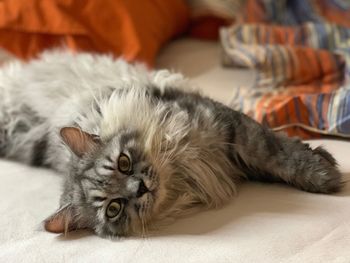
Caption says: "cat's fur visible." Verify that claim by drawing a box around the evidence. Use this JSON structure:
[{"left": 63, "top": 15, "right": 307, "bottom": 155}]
[{"left": 0, "top": 51, "right": 343, "bottom": 237}]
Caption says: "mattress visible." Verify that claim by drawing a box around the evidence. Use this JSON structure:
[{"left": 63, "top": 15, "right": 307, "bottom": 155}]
[{"left": 1, "top": 40, "right": 350, "bottom": 263}]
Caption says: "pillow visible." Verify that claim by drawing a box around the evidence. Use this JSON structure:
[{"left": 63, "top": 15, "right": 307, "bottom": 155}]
[{"left": 0, "top": 0, "right": 190, "bottom": 66}]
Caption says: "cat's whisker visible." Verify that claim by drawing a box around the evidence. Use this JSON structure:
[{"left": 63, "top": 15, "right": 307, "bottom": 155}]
[
  {"left": 142, "top": 218, "right": 147, "bottom": 238},
  {"left": 139, "top": 209, "right": 146, "bottom": 238},
  {"left": 218, "top": 141, "right": 240, "bottom": 147},
  {"left": 158, "top": 140, "right": 170, "bottom": 169}
]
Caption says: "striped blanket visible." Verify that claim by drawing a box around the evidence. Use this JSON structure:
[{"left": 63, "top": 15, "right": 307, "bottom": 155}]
[{"left": 220, "top": 0, "right": 350, "bottom": 139}]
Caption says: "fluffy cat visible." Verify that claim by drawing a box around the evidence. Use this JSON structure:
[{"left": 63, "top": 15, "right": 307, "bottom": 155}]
[{"left": 0, "top": 51, "right": 343, "bottom": 237}]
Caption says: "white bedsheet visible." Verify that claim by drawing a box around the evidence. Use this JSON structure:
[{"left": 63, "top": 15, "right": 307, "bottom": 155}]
[{"left": 1, "top": 40, "right": 350, "bottom": 263}]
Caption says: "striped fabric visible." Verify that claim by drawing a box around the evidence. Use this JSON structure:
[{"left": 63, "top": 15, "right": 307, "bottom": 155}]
[{"left": 220, "top": 0, "right": 350, "bottom": 138}]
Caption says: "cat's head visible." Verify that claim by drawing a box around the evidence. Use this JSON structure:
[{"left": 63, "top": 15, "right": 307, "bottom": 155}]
[
  {"left": 43, "top": 91, "right": 236, "bottom": 237},
  {"left": 44, "top": 127, "right": 171, "bottom": 237}
]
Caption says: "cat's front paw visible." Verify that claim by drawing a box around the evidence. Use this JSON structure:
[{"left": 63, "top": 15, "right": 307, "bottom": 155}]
[{"left": 301, "top": 146, "right": 343, "bottom": 194}]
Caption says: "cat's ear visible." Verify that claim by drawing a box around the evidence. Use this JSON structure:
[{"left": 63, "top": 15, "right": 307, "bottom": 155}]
[
  {"left": 44, "top": 204, "right": 84, "bottom": 234},
  {"left": 60, "top": 127, "right": 100, "bottom": 157}
]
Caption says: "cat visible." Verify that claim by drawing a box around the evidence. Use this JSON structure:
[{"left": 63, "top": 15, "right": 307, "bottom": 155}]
[{"left": 0, "top": 50, "right": 343, "bottom": 237}]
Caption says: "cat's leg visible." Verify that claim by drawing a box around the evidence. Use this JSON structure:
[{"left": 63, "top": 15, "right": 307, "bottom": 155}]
[
  {"left": 229, "top": 112, "right": 343, "bottom": 193},
  {"left": 0, "top": 98, "right": 51, "bottom": 167},
  {"left": 0, "top": 87, "right": 10, "bottom": 157},
  {"left": 0, "top": 90, "right": 76, "bottom": 173},
  {"left": 0, "top": 121, "right": 7, "bottom": 157}
]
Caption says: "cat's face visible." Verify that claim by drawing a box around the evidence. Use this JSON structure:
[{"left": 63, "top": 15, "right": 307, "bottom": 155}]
[{"left": 44, "top": 127, "right": 166, "bottom": 237}]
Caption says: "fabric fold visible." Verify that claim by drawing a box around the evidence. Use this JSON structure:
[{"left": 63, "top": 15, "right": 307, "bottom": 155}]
[{"left": 220, "top": 1, "right": 350, "bottom": 138}]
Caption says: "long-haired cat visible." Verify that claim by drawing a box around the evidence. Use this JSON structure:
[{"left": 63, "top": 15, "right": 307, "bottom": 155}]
[{"left": 0, "top": 51, "right": 343, "bottom": 237}]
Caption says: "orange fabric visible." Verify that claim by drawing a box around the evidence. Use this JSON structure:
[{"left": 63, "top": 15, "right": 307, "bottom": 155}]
[
  {"left": 189, "top": 16, "right": 230, "bottom": 40},
  {"left": 0, "top": 0, "right": 190, "bottom": 66}
]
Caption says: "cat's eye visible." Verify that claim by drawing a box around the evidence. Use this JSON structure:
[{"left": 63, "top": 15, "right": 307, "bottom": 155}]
[
  {"left": 118, "top": 153, "right": 131, "bottom": 173},
  {"left": 106, "top": 199, "right": 124, "bottom": 219}
]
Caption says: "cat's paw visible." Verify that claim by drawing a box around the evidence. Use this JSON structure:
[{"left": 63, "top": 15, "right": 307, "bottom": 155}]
[{"left": 300, "top": 146, "right": 343, "bottom": 194}]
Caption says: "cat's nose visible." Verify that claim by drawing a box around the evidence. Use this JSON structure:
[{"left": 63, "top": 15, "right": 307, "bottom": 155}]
[{"left": 136, "top": 180, "right": 149, "bottom": 198}]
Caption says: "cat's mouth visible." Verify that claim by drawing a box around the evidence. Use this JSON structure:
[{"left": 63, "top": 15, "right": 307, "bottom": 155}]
[
  {"left": 136, "top": 191, "right": 154, "bottom": 220},
  {"left": 133, "top": 174, "right": 159, "bottom": 223}
]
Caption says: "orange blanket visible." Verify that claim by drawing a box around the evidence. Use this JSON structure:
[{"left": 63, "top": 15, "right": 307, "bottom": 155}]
[{"left": 0, "top": 0, "right": 189, "bottom": 66}]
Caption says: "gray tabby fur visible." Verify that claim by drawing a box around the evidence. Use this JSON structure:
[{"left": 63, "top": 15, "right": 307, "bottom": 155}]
[{"left": 0, "top": 51, "right": 343, "bottom": 237}]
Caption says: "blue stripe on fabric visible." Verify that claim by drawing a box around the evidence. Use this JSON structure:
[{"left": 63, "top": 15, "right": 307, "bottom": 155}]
[
  {"left": 338, "top": 90, "right": 350, "bottom": 133},
  {"left": 335, "top": 89, "right": 346, "bottom": 133},
  {"left": 327, "top": 91, "right": 336, "bottom": 132},
  {"left": 316, "top": 94, "right": 325, "bottom": 129},
  {"left": 293, "top": 97, "right": 302, "bottom": 123},
  {"left": 235, "top": 45, "right": 259, "bottom": 66},
  {"left": 315, "top": 23, "right": 328, "bottom": 49},
  {"left": 289, "top": 0, "right": 321, "bottom": 24},
  {"left": 305, "top": 95, "right": 315, "bottom": 126}
]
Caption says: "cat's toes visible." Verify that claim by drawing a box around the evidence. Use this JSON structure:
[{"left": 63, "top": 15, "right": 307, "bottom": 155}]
[
  {"left": 312, "top": 146, "right": 337, "bottom": 167},
  {"left": 303, "top": 147, "right": 343, "bottom": 194},
  {"left": 310, "top": 166, "right": 343, "bottom": 194}
]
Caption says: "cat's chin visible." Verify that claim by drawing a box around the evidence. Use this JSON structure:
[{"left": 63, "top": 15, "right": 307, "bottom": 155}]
[
  {"left": 124, "top": 192, "right": 154, "bottom": 236},
  {"left": 138, "top": 191, "right": 155, "bottom": 216}
]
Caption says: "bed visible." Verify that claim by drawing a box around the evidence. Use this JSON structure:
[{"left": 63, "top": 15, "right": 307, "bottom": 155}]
[{"left": 1, "top": 39, "right": 349, "bottom": 263}]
